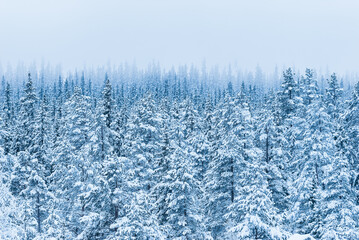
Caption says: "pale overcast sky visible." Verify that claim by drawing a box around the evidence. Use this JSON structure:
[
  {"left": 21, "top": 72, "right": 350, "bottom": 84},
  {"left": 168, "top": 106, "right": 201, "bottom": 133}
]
[{"left": 0, "top": 0, "right": 358, "bottom": 73}]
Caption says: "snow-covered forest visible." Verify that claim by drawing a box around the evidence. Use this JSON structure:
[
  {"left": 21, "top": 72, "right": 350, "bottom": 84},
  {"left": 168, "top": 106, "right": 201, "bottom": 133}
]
[{"left": 1, "top": 64, "right": 359, "bottom": 240}]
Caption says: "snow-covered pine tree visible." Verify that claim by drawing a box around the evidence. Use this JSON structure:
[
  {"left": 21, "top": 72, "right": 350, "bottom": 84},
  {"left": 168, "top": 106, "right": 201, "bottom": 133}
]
[
  {"left": 9, "top": 74, "right": 51, "bottom": 238},
  {"left": 14, "top": 73, "right": 38, "bottom": 154},
  {"left": 204, "top": 95, "right": 236, "bottom": 239},
  {"left": 280, "top": 68, "right": 297, "bottom": 117},
  {"left": 257, "top": 91, "right": 290, "bottom": 214},
  {"left": 121, "top": 93, "right": 164, "bottom": 236},
  {"left": 342, "top": 82, "right": 359, "bottom": 168},
  {"left": 1, "top": 82, "right": 13, "bottom": 156},
  {"left": 47, "top": 87, "right": 94, "bottom": 238},
  {"left": 162, "top": 99, "right": 207, "bottom": 239},
  {"left": 291, "top": 94, "right": 334, "bottom": 238},
  {"left": 225, "top": 117, "right": 286, "bottom": 239},
  {"left": 302, "top": 69, "right": 318, "bottom": 107},
  {"left": 0, "top": 166, "right": 25, "bottom": 240},
  {"left": 325, "top": 73, "right": 343, "bottom": 119},
  {"left": 151, "top": 99, "right": 172, "bottom": 231},
  {"left": 320, "top": 139, "right": 359, "bottom": 239},
  {"left": 76, "top": 98, "right": 113, "bottom": 239}
]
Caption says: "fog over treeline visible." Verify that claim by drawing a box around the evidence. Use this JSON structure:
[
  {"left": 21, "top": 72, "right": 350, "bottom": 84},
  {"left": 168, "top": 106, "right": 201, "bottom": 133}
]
[{"left": 0, "top": 62, "right": 358, "bottom": 95}]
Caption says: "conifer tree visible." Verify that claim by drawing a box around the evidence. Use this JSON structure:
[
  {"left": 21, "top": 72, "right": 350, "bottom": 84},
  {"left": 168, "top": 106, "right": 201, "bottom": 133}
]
[
  {"left": 0, "top": 168, "right": 25, "bottom": 239},
  {"left": 15, "top": 73, "right": 38, "bottom": 153},
  {"left": 280, "top": 68, "right": 297, "bottom": 117},
  {"left": 2, "top": 82, "right": 13, "bottom": 155},
  {"left": 326, "top": 73, "right": 343, "bottom": 119}
]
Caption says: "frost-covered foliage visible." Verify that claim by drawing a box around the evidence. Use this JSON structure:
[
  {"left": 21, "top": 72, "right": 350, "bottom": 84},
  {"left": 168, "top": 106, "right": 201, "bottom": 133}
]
[
  {"left": 0, "top": 64, "right": 358, "bottom": 239},
  {"left": 0, "top": 161, "right": 25, "bottom": 240}
]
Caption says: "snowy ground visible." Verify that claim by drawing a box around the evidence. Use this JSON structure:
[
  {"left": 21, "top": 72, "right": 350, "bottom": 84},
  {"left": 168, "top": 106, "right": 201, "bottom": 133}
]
[{"left": 289, "top": 234, "right": 315, "bottom": 240}]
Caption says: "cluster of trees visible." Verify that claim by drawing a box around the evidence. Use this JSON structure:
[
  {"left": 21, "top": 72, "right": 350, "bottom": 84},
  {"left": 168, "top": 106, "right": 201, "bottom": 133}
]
[{"left": 0, "top": 65, "right": 359, "bottom": 240}]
